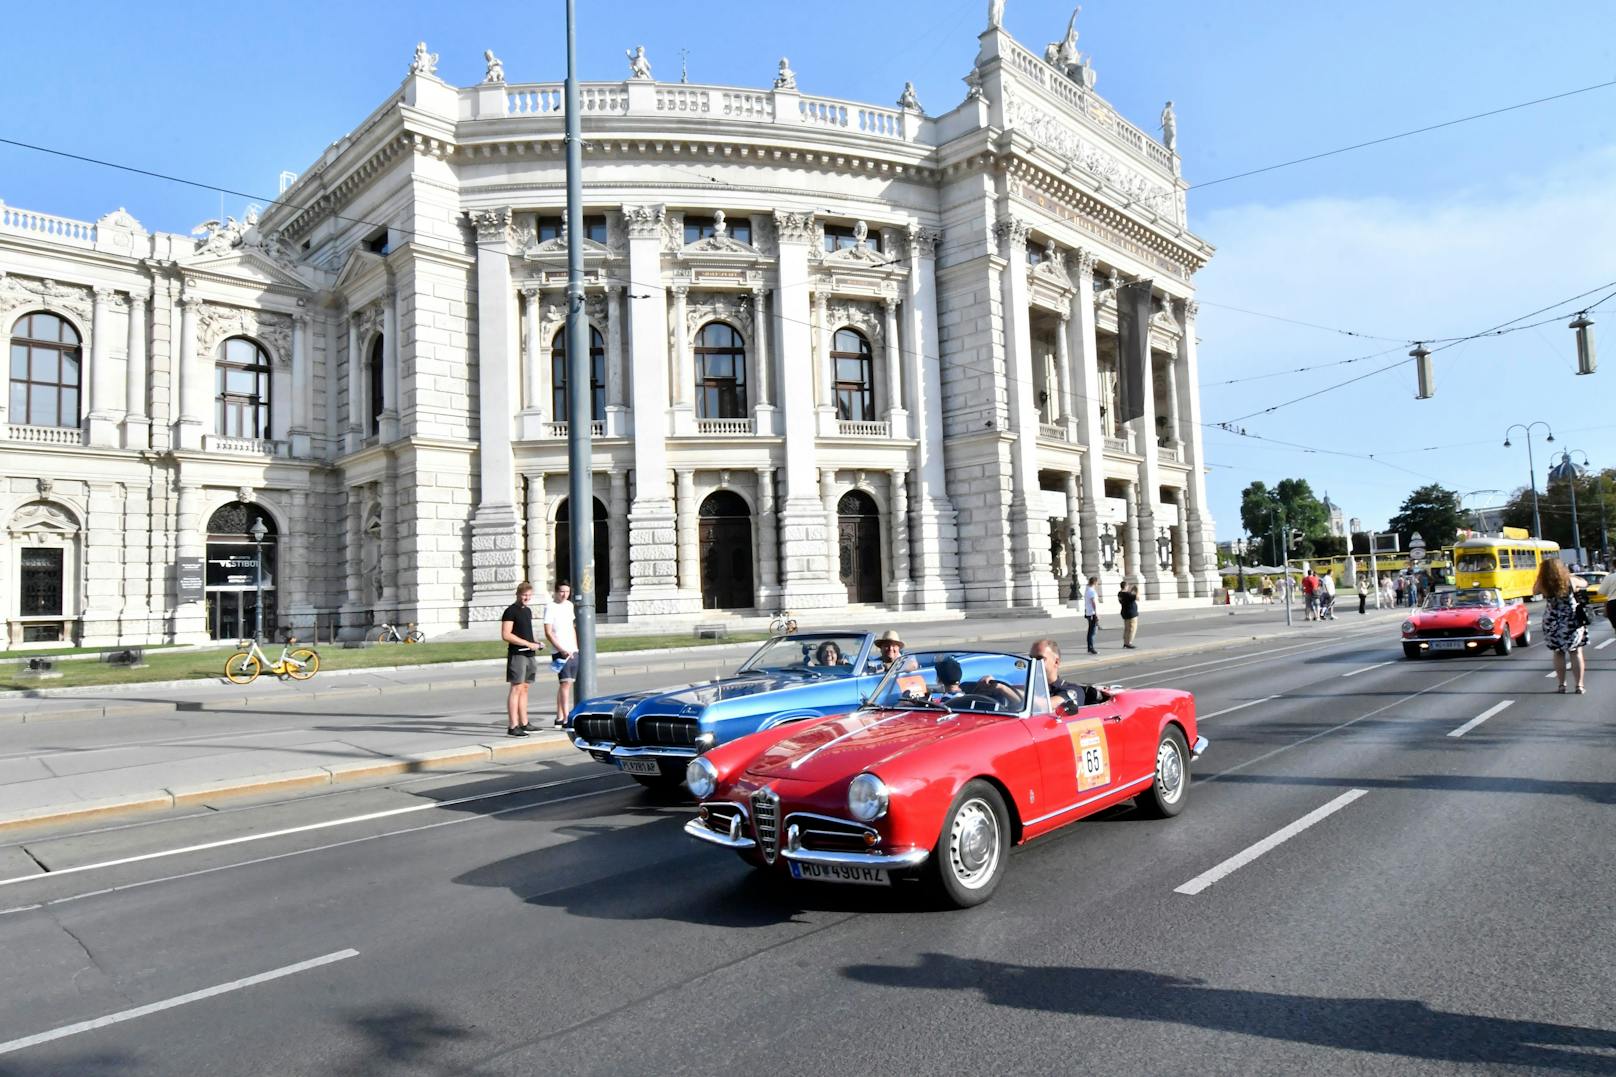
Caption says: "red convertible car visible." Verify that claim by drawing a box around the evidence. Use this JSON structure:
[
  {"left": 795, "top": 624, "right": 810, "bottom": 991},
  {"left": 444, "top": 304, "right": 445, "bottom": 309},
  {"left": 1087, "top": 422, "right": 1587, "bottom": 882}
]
[
  {"left": 1401, "top": 587, "right": 1531, "bottom": 659},
  {"left": 683, "top": 649, "right": 1205, "bottom": 907}
]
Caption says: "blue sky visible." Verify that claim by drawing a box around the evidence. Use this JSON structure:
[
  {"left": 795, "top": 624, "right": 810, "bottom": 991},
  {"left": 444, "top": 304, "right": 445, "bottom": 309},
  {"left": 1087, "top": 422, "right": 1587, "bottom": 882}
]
[{"left": 3, "top": 1, "right": 1614, "bottom": 540}]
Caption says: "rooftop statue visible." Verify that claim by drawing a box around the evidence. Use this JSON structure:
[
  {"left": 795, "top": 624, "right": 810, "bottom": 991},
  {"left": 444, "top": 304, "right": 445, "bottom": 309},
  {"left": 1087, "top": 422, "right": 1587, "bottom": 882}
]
[
  {"left": 410, "top": 41, "right": 439, "bottom": 78},
  {"left": 773, "top": 57, "right": 797, "bottom": 91},
  {"left": 1057, "top": 5, "right": 1082, "bottom": 69},
  {"left": 1160, "top": 100, "right": 1177, "bottom": 152},
  {"left": 988, "top": 0, "right": 1006, "bottom": 30},
  {"left": 483, "top": 50, "right": 506, "bottom": 85},
  {"left": 627, "top": 45, "right": 653, "bottom": 80},
  {"left": 897, "top": 81, "right": 923, "bottom": 112}
]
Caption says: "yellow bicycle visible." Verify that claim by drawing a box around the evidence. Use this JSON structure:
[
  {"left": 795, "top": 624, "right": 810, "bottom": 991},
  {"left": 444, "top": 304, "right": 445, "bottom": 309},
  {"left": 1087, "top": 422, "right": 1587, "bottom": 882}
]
[{"left": 224, "top": 637, "right": 321, "bottom": 685}]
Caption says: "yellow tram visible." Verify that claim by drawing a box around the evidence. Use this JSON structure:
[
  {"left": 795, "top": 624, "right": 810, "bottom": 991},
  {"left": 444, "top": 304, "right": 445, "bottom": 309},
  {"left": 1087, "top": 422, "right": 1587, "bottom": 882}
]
[{"left": 1452, "top": 534, "right": 1561, "bottom": 600}]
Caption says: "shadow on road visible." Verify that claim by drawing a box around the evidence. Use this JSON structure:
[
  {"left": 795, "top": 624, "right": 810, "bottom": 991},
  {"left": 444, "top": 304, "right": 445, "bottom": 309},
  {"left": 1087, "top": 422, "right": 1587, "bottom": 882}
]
[
  {"left": 1214, "top": 770, "right": 1616, "bottom": 805},
  {"left": 841, "top": 953, "right": 1616, "bottom": 1071}
]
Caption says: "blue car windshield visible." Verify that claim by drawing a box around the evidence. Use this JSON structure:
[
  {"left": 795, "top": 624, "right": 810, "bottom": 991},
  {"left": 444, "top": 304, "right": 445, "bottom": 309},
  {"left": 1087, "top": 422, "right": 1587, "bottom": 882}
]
[
  {"left": 869, "top": 650, "right": 1036, "bottom": 714},
  {"left": 739, "top": 635, "right": 867, "bottom": 678}
]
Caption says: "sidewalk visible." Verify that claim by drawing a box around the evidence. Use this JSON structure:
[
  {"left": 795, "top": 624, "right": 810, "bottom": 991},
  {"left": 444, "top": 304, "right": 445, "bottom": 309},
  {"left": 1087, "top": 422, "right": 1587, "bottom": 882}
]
[{"left": 0, "top": 604, "right": 1404, "bottom": 835}]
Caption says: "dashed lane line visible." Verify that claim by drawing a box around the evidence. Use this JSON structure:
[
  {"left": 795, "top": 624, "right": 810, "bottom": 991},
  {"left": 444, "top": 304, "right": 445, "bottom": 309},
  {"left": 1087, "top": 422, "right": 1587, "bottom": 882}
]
[
  {"left": 1199, "top": 696, "right": 1279, "bottom": 721},
  {"left": 1597, "top": 638, "right": 1614, "bottom": 651},
  {"left": 1448, "top": 700, "right": 1514, "bottom": 738},
  {"left": 1341, "top": 660, "right": 1396, "bottom": 678},
  {"left": 0, "top": 949, "right": 360, "bottom": 1056},
  {"left": 1174, "top": 790, "right": 1369, "bottom": 896}
]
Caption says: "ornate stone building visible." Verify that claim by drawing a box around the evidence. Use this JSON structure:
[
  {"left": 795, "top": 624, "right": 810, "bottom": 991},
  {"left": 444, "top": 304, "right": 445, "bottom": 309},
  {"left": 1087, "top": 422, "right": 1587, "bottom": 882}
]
[{"left": 0, "top": 16, "right": 1216, "bottom": 645}]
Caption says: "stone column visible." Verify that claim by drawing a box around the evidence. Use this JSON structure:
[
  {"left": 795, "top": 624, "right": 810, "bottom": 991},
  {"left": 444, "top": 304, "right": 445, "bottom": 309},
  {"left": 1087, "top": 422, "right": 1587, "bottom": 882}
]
[
  {"left": 902, "top": 225, "right": 961, "bottom": 608},
  {"left": 622, "top": 204, "right": 688, "bottom": 614},
  {"left": 998, "top": 218, "right": 1056, "bottom": 608},
  {"left": 755, "top": 467, "right": 780, "bottom": 602},
  {"left": 1055, "top": 309, "right": 1076, "bottom": 441},
  {"left": 888, "top": 470, "right": 911, "bottom": 608},
  {"left": 1069, "top": 250, "right": 1105, "bottom": 580},
  {"left": 270, "top": 339, "right": 294, "bottom": 444},
  {"left": 773, "top": 210, "right": 840, "bottom": 609},
  {"left": 675, "top": 468, "right": 699, "bottom": 596},
  {"left": 670, "top": 284, "right": 693, "bottom": 432},
  {"left": 883, "top": 296, "right": 908, "bottom": 438},
  {"left": 821, "top": 468, "right": 841, "bottom": 590},
  {"left": 467, "top": 209, "right": 524, "bottom": 620},
  {"left": 1177, "top": 300, "right": 1218, "bottom": 595},
  {"left": 750, "top": 285, "right": 776, "bottom": 435},
  {"left": 379, "top": 462, "right": 399, "bottom": 610},
  {"left": 379, "top": 288, "right": 401, "bottom": 442},
  {"left": 607, "top": 469, "right": 631, "bottom": 618},
  {"left": 345, "top": 311, "right": 363, "bottom": 453},
  {"left": 146, "top": 277, "right": 175, "bottom": 453},
  {"left": 86, "top": 288, "right": 120, "bottom": 445},
  {"left": 1164, "top": 343, "right": 1182, "bottom": 449},
  {"left": 285, "top": 488, "right": 315, "bottom": 633},
  {"left": 341, "top": 490, "right": 365, "bottom": 627},
  {"left": 524, "top": 473, "right": 548, "bottom": 588},
  {"left": 520, "top": 286, "right": 544, "bottom": 438},
  {"left": 1123, "top": 482, "right": 1142, "bottom": 584},
  {"left": 289, "top": 314, "right": 312, "bottom": 455},
  {"left": 605, "top": 284, "right": 628, "bottom": 438},
  {"left": 1130, "top": 291, "right": 1164, "bottom": 601},
  {"left": 813, "top": 290, "right": 835, "bottom": 434},
  {"left": 175, "top": 294, "right": 205, "bottom": 450},
  {"left": 174, "top": 481, "right": 206, "bottom": 641},
  {"left": 122, "top": 290, "right": 150, "bottom": 449}
]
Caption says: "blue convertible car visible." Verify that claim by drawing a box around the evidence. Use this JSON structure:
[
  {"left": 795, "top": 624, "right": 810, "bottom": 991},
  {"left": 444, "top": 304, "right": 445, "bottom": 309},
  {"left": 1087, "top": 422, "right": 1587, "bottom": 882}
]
[{"left": 567, "top": 632, "right": 884, "bottom": 787}]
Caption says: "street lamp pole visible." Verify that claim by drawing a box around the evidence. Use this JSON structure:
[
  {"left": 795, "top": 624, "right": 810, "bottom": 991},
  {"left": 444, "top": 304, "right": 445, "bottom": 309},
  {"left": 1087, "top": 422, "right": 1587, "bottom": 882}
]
[
  {"left": 1550, "top": 450, "right": 1591, "bottom": 565},
  {"left": 249, "top": 518, "right": 268, "bottom": 644},
  {"left": 1503, "top": 422, "right": 1555, "bottom": 539}
]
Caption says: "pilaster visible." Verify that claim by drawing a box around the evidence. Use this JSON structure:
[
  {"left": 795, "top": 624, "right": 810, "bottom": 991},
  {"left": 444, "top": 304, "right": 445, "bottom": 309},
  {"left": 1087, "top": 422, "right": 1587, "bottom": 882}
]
[
  {"left": 888, "top": 470, "right": 912, "bottom": 608},
  {"left": 1070, "top": 249, "right": 1106, "bottom": 580},
  {"left": 1177, "top": 300, "right": 1219, "bottom": 595},
  {"left": 901, "top": 224, "right": 961, "bottom": 608},
  {"left": 467, "top": 209, "right": 523, "bottom": 619},
  {"left": 997, "top": 217, "right": 1058, "bottom": 609},
  {"left": 122, "top": 290, "right": 151, "bottom": 450},
  {"left": 755, "top": 467, "right": 781, "bottom": 606}
]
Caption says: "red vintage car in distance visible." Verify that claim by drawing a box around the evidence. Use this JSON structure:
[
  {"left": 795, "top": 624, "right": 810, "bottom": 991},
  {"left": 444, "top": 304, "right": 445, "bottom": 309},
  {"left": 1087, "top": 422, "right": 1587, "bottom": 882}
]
[
  {"left": 1401, "top": 587, "right": 1531, "bottom": 659},
  {"left": 683, "top": 649, "right": 1205, "bottom": 908}
]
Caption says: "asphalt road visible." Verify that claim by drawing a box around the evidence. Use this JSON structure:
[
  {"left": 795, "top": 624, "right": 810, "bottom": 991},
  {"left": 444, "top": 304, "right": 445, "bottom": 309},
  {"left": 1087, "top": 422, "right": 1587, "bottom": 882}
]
[{"left": 1, "top": 620, "right": 1613, "bottom": 1076}]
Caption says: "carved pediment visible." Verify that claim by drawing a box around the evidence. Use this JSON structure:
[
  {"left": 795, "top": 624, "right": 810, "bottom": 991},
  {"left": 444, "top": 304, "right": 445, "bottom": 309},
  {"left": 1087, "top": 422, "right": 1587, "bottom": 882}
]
[
  {"left": 0, "top": 273, "right": 92, "bottom": 324},
  {"left": 195, "top": 303, "right": 294, "bottom": 364},
  {"left": 182, "top": 245, "right": 313, "bottom": 291},
  {"left": 518, "top": 233, "right": 610, "bottom": 261},
  {"left": 9, "top": 500, "right": 80, "bottom": 535},
  {"left": 334, "top": 248, "right": 387, "bottom": 294}
]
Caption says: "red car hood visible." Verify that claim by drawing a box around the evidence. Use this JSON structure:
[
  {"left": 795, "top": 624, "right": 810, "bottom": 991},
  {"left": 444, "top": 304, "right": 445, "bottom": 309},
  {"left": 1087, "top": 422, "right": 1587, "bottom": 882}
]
[
  {"left": 744, "top": 707, "right": 1002, "bottom": 783},
  {"left": 1409, "top": 607, "right": 1501, "bottom": 630}
]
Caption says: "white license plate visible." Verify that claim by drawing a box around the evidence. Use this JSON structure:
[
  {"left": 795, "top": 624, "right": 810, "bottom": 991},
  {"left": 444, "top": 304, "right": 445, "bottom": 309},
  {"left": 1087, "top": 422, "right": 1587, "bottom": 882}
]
[
  {"left": 1430, "top": 640, "right": 1466, "bottom": 651},
  {"left": 788, "top": 861, "right": 890, "bottom": 886},
  {"left": 617, "top": 758, "right": 663, "bottom": 776}
]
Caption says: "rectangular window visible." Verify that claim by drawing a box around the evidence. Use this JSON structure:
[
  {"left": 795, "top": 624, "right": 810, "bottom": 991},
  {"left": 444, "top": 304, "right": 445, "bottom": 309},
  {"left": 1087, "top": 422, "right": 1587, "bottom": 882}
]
[
  {"left": 536, "top": 215, "right": 607, "bottom": 243},
  {"left": 1456, "top": 553, "right": 1495, "bottom": 573},
  {"left": 20, "top": 547, "right": 64, "bottom": 617}
]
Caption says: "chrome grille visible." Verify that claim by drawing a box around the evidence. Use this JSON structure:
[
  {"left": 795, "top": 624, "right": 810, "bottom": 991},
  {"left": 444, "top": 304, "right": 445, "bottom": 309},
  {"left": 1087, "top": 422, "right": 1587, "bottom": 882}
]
[
  {"left": 613, "top": 707, "right": 635, "bottom": 745},
  {"left": 638, "top": 716, "right": 699, "bottom": 748},
  {"left": 574, "top": 714, "right": 615, "bottom": 742},
  {"left": 785, "top": 812, "right": 877, "bottom": 852},
  {"left": 751, "top": 788, "right": 780, "bottom": 863},
  {"left": 704, "top": 802, "right": 745, "bottom": 836}
]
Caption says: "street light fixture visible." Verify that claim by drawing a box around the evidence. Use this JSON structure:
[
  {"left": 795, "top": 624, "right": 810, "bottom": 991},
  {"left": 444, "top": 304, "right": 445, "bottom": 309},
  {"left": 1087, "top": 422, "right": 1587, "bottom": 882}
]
[
  {"left": 248, "top": 517, "right": 268, "bottom": 644},
  {"left": 1569, "top": 312, "right": 1597, "bottom": 376},
  {"left": 1503, "top": 422, "right": 1555, "bottom": 539},
  {"left": 1548, "top": 449, "right": 1591, "bottom": 565}
]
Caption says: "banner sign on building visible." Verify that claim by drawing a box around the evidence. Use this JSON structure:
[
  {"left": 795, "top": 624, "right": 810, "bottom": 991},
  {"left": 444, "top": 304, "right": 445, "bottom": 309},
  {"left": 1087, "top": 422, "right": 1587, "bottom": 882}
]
[
  {"left": 177, "top": 557, "right": 205, "bottom": 602},
  {"left": 1117, "top": 279, "right": 1154, "bottom": 424}
]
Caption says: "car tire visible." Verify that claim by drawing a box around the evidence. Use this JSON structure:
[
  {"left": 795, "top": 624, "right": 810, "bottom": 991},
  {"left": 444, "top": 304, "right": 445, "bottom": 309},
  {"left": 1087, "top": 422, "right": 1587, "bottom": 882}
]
[
  {"left": 926, "top": 780, "right": 1009, "bottom": 909},
  {"left": 1519, "top": 626, "right": 1532, "bottom": 647},
  {"left": 1495, "top": 631, "right": 1512, "bottom": 656},
  {"left": 1136, "top": 725, "right": 1192, "bottom": 820},
  {"left": 1402, "top": 642, "right": 1421, "bottom": 660}
]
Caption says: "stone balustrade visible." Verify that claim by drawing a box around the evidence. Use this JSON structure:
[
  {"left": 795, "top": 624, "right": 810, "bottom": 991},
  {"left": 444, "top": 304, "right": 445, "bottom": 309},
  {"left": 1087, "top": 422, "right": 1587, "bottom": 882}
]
[
  {"left": 0, "top": 203, "right": 97, "bottom": 247},
  {"left": 5, "top": 423, "right": 85, "bottom": 446},
  {"left": 837, "top": 420, "right": 891, "bottom": 439},
  {"left": 542, "top": 420, "right": 605, "bottom": 438},
  {"left": 1104, "top": 433, "right": 1133, "bottom": 455},
  {"left": 694, "top": 417, "right": 754, "bottom": 436},
  {"left": 1158, "top": 443, "right": 1183, "bottom": 464},
  {"left": 1039, "top": 422, "right": 1068, "bottom": 442},
  {"left": 204, "top": 434, "right": 290, "bottom": 457}
]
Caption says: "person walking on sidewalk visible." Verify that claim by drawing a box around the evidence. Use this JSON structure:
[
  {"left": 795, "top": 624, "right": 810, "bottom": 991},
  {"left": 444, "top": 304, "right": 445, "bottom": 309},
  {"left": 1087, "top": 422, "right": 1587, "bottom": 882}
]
[
  {"left": 500, "top": 581, "right": 545, "bottom": 736},
  {"left": 1320, "top": 570, "right": 1337, "bottom": 620},
  {"left": 1357, "top": 575, "right": 1369, "bottom": 615},
  {"left": 1534, "top": 559, "right": 1589, "bottom": 694},
  {"left": 542, "top": 580, "right": 580, "bottom": 727},
  {"left": 1083, "top": 576, "right": 1101, "bottom": 654},
  {"left": 1118, "top": 579, "right": 1141, "bottom": 649},
  {"left": 1301, "top": 569, "right": 1320, "bottom": 621}
]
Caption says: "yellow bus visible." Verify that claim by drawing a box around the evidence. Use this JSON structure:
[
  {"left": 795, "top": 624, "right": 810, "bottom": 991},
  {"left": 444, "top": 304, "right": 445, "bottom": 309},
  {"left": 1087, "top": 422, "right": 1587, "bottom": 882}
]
[{"left": 1452, "top": 537, "right": 1561, "bottom": 600}]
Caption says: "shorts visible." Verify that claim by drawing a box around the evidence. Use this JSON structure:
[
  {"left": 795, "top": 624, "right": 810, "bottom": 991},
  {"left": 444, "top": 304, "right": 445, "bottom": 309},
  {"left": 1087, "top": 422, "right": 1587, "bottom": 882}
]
[
  {"left": 505, "top": 653, "right": 538, "bottom": 685},
  {"left": 550, "top": 653, "right": 579, "bottom": 681}
]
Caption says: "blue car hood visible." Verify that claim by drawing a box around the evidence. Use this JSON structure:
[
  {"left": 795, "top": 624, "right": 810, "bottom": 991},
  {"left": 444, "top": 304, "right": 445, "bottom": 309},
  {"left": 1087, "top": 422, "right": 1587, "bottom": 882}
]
[{"left": 591, "top": 671, "right": 846, "bottom": 713}]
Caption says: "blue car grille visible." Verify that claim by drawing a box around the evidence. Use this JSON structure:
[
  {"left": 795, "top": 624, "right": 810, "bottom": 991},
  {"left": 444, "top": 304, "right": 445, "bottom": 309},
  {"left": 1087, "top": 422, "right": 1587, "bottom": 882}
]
[
  {"left": 574, "top": 714, "right": 615, "bottom": 743},
  {"left": 614, "top": 710, "right": 635, "bottom": 744},
  {"left": 638, "top": 716, "right": 699, "bottom": 748}
]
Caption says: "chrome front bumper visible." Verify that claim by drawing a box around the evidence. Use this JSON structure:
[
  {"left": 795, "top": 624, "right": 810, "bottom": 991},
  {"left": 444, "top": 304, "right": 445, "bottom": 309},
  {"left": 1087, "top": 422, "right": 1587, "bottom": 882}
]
[
  {"left": 569, "top": 735, "right": 697, "bottom": 762},
  {"left": 683, "top": 814, "right": 930, "bottom": 869},
  {"left": 1191, "top": 736, "right": 1208, "bottom": 761},
  {"left": 684, "top": 816, "right": 756, "bottom": 850}
]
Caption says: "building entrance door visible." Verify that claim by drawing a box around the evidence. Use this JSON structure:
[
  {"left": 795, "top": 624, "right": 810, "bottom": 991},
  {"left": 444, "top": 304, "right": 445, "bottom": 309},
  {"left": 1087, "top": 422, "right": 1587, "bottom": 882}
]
[
  {"left": 698, "top": 491, "right": 754, "bottom": 610},
  {"left": 554, "top": 497, "right": 610, "bottom": 615},
  {"left": 205, "top": 503, "right": 278, "bottom": 640},
  {"left": 837, "top": 491, "right": 883, "bottom": 604}
]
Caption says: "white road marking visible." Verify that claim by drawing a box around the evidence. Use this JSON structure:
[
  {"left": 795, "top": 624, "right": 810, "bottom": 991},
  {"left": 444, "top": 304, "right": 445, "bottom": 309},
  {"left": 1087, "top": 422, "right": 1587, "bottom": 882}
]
[
  {"left": 1341, "top": 661, "right": 1395, "bottom": 678},
  {"left": 0, "top": 949, "right": 359, "bottom": 1056},
  {"left": 1597, "top": 638, "right": 1614, "bottom": 651},
  {"left": 1198, "top": 696, "right": 1279, "bottom": 720},
  {"left": 0, "top": 770, "right": 617, "bottom": 890},
  {"left": 1544, "top": 673, "right": 1557, "bottom": 679},
  {"left": 1174, "top": 790, "right": 1368, "bottom": 896},
  {"left": 1448, "top": 700, "right": 1514, "bottom": 738}
]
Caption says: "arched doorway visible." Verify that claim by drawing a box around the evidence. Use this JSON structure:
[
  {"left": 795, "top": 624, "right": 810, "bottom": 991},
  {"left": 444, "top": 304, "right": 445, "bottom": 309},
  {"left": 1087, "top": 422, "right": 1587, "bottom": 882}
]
[
  {"left": 554, "top": 497, "right": 609, "bottom": 614},
  {"left": 205, "top": 502, "right": 278, "bottom": 640},
  {"left": 698, "top": 491, "right": 754, "bottom": 609},
  {"left": 837, "top": 491, "right": 883, "bottom": 604}
]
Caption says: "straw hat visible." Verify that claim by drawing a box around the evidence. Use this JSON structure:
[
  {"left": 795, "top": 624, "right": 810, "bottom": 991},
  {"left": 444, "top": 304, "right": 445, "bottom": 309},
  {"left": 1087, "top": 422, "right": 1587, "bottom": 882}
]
[{"left": 875, "top": 629, "right": 905, "bottom": 647}]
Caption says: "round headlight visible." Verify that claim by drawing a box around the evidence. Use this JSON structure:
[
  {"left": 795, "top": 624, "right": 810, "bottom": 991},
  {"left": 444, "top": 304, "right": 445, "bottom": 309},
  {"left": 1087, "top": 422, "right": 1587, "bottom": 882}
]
[
  {"left": 848, "top": 773, "right": 889, "bottom": 822},
  {"left": 685, "top": 757, "right": 718, "bottom": 799},
  {"left": 1401, "top": 621, "right": 1415, "bottom": 635},
  {"left": 1476, "top": 616, "right": 1494, "bottom": 631}
]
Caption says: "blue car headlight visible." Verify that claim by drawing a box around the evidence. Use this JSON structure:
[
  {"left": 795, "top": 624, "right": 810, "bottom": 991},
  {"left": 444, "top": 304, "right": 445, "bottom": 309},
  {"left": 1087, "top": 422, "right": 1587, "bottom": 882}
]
[
  {"left": 848, "top": 773, "right": 889, "bottom": 822},
  {"left": 686, "top": 757, "right": 718, "bottom": 799}
]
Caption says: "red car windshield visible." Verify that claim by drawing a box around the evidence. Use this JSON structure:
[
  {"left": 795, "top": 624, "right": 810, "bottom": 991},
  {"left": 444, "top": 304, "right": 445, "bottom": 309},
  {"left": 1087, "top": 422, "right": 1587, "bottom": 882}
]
[{"left": 1422, "top": 589, "right": 1499, "bottom": 610}]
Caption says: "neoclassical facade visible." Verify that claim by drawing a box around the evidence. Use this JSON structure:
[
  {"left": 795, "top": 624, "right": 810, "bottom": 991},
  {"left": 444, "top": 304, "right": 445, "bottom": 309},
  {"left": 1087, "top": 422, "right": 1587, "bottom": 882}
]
[{"left": 0, "top": 17, "right": 1216, "bottom": 645}]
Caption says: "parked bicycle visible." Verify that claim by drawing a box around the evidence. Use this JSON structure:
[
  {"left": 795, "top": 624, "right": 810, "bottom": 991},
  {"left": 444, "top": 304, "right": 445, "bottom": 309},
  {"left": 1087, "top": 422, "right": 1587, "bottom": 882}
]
[
  {"left": 768, "top": 610, "right": 798, "bottom": 635},
  {"left": 224, "top": 637, "right": 320, "bottom": 685},
  {"left": 374, "top": 621, "right": 425, "bottom": 644}
]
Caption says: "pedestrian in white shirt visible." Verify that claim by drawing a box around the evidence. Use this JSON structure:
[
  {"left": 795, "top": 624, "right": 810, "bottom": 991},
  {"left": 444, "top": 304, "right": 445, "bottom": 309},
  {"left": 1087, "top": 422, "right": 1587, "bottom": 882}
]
[
  {"left": 1083, "top": 576, "right": 1100, "bottom": 654},
  {"left": 541, "top": 581, "right": 579, "bottom": 728}
]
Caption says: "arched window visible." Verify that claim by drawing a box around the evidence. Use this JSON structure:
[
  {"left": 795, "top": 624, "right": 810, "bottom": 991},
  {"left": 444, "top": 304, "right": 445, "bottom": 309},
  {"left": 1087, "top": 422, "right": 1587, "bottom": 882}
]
[
  {"left": 215, "top": 337, "right": 271, "bottom": 439},
  {"left": 550, "top": 326, "right": 606, "bottom": 422},
  {"left": 694, "top": 322, "right": 746, "bottom": 419},
  {"left": 8, "top": 311, "right": 82, "bottom": 428},
  {"left": 367, "top": 335, "right": 385, "bottom": 436},
  {"left": 831, "top": 328, "right": 875, "bottom": 421}
]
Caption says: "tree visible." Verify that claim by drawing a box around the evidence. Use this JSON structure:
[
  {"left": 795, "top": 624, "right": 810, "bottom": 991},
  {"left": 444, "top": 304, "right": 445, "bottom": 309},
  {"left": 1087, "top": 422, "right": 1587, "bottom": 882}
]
[
  {"left": 1502, "top": 467, "right": 1616, "bottom": 559},
  {"left": 1237, "top": 478, "right": 1329, "bottom": 563},
  {"left": 1387, "top": 484, "right": 1462, "bottom": 551}
]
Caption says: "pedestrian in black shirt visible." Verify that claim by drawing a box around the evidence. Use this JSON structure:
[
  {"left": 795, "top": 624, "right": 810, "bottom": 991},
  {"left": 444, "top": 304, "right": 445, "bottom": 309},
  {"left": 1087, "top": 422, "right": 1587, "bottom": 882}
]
[
  {"left": 499, "top": 581, "right": 545, "bottom": 736},
  {"left": 1118, "top": 580, "right": 1141, "bottom": 649}
]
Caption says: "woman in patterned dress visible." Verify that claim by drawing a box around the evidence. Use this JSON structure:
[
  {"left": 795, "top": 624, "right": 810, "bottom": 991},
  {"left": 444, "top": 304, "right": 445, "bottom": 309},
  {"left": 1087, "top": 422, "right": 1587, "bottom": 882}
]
[{"left": 1534, "top": 558, "right": 1588, "bottom": 694}]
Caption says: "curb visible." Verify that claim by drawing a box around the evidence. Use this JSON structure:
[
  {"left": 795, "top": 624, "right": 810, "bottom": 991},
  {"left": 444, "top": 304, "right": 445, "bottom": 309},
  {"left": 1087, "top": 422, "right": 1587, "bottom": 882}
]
[{"left": 0, "top": 735, "right": 577, "bottom": 835}]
